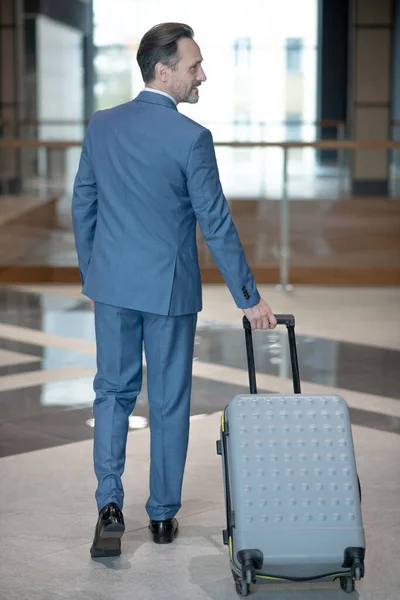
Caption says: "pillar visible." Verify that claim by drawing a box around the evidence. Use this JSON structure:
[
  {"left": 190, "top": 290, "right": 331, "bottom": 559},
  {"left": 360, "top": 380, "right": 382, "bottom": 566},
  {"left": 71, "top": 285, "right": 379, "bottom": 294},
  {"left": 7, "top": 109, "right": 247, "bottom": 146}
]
[
  {"left": 393, "top": 0, "right": 400, "bottom": 130},
  {"left": 348, "top": 0, "right": 395, "bottom": 195},
  {"left": 0, "top": 0, "right": 24, "bottom": 194},
  {"left": 317, "top": 0, "right": 349, "bottom": 164},
  {"left": 83, "top": 0, "right": 94, "bottom": 121}
]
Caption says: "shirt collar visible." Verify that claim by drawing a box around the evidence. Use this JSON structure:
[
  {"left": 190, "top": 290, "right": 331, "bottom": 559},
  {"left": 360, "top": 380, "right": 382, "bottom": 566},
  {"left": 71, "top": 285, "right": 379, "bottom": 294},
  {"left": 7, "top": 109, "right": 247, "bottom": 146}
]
[{"left": 143, "top": 87, "right": 177, "bottom": 105}]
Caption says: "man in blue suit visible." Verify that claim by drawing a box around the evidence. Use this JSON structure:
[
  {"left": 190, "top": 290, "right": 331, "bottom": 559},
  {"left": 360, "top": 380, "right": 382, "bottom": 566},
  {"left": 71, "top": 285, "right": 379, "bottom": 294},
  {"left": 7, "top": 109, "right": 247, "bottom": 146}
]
[{"left": 72, "top": 22, "right": 277, "bottom": 557}]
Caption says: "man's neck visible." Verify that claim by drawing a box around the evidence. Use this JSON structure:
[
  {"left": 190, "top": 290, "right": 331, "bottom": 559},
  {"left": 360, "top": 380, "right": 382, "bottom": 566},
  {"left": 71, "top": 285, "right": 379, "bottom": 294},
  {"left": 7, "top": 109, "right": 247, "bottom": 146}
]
[{"left": 143, "top": 84, "right": 177, "bottom": 105}]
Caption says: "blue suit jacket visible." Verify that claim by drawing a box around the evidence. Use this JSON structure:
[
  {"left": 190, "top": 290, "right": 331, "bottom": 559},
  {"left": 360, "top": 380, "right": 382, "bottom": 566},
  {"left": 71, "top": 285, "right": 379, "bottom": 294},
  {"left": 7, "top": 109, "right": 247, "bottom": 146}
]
[{"left": 72, "top": 91, "right": 260, "bottom": 316}]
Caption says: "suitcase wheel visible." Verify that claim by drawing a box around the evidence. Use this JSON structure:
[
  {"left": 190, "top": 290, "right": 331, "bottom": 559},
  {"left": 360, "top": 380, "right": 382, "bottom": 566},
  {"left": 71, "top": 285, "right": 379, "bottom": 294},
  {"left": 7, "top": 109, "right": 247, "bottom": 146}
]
[
  {"left": 340, "top": 576, "right": 355, "bottom": 594},
  {"left": 353, "top": 565, "right": 363, "bottom": 581},
  {"left": 235, "top": 579, "right": 250, "bottom": 597}
]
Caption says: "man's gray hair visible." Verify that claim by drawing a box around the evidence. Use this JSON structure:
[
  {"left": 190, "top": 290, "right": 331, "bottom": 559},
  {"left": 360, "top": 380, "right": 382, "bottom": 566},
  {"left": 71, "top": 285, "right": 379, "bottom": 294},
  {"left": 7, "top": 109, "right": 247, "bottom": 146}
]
[{"left": 137, "top": 23, "right": 194, "bottom": 84}]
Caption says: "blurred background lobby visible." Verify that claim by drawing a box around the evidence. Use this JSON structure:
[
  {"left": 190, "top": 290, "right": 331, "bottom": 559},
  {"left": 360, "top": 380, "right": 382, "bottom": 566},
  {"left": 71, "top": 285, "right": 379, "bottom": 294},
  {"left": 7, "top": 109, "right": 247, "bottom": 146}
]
[{"left": 0, "top": 0, "right": 399, "bottom": 599}]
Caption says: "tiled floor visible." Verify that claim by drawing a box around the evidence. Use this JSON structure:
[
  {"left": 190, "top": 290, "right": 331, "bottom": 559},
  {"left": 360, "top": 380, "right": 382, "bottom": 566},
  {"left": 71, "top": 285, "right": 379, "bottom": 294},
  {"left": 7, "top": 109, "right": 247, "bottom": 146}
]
[{"left": 0, "top": 284, "right": 399, "bottom": 598}]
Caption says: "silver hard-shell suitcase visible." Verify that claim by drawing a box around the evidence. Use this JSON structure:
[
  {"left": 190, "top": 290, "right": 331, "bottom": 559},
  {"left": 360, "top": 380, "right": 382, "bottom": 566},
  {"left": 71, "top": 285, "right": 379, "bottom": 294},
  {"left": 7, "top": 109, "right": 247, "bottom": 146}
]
[{"left": 216, "top": 315, "right": 366, "bottom": 597}]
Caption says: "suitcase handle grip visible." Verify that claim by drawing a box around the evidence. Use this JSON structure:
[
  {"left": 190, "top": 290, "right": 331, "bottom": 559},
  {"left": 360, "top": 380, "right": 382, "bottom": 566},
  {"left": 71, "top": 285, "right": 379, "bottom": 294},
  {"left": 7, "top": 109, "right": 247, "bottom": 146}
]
[{"left": 242, "top": 315, "right": 301, "bottom": 394}]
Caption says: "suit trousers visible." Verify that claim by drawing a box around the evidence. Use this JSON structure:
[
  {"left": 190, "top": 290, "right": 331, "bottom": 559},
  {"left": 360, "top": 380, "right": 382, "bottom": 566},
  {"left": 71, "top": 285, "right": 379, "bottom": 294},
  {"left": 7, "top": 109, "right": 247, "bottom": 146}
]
[{"left": 93, "top": 301, "right": 197, "bottom": 520}]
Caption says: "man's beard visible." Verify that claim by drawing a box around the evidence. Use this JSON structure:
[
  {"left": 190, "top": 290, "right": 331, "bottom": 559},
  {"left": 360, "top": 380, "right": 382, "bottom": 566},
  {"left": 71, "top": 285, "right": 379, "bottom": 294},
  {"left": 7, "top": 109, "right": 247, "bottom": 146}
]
[
  {"left": 181, "top": 83, "right": 201, "bottom": 104},
  {"left": 186, "top": 94, "right": 199, "bottom": 104}
]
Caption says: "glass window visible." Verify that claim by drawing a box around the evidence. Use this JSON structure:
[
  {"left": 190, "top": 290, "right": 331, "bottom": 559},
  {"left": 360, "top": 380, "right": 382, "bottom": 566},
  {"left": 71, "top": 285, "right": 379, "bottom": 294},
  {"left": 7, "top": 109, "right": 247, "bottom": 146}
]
[
  {"left": 233, "top": 38, "right": 251, "bottom": 69},
  {"left": 286, "top": 37, "right": 303, "bottom": 73},
  {"left": 285, "top": 113, "right": 302, "bottom": 140},
  {"left": 93, "top": 0, "right": 319, "bottom": 196}
]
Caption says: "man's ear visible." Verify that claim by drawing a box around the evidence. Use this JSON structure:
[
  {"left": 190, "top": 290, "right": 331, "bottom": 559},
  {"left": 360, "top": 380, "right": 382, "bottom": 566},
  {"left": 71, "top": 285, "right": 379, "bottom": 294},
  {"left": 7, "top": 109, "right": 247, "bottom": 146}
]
[{"left": 155, "top": 62, "right": 169, "bottom": 83}]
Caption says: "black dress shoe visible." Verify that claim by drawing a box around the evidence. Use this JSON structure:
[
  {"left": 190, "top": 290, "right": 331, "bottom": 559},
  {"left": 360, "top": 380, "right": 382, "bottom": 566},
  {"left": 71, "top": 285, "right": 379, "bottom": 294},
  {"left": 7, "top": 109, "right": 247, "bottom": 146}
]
[
  {"left": 149, "top": 518, "right": 179, "bottom": 544},
  {"left": 90, "top": 502, "right": 125, "bottom": 558}
]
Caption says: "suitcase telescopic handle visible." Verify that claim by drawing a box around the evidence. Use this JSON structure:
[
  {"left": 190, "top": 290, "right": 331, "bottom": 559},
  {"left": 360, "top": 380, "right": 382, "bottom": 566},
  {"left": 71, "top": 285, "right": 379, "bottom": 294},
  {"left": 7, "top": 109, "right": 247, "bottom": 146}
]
[{"left": 242, "top": 314, "right": 301, "bottom": 394}]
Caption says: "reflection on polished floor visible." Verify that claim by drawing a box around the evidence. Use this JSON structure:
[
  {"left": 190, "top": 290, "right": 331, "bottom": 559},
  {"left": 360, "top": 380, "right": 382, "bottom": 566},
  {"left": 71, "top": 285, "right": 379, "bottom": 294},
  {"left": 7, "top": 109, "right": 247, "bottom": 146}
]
[
  {"left": 0, "top": 283, "right": 399, "bottom": 599},
  {"left": 0, "top": 186, "right": 399, "bottom": 285}
]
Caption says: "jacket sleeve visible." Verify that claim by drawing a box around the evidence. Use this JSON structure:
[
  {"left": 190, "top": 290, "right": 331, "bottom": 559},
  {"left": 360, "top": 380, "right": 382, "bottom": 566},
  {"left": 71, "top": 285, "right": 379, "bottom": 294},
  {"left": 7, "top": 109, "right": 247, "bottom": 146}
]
[
  {"left": 71, "top": 125, "right": 97, "bottom": 287},
  {"left": 186, "top": 128, "right": 260, "bottom": 309}
]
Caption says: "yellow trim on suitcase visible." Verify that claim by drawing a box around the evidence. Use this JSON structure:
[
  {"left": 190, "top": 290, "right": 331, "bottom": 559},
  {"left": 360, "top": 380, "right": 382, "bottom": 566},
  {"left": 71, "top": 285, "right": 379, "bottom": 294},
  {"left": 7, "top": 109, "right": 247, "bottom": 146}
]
[
  {"left": 257, "top": 573, "right": 349, "bottom": 582},
  {"left": 221, "top": 411, "right": 225, "bottom": 433},
  {"left": 230, "top": 538, "right": 285, "bottom": 581},
  {"left": 258, "top": 575, "right": 287, "bottom": 581},
  {"left": 230, "top": 536, "right": 349, "bottom": 583}
]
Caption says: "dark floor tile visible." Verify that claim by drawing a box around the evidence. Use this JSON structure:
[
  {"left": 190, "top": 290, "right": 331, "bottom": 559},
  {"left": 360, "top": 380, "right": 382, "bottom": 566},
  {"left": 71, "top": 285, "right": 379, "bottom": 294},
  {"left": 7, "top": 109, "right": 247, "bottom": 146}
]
[
  {"left": 0, "top": 421, "right": 71, "bottom": 457},
  {"left": 350, "top": 407, "right": 400, "bottom": 435},
  {"left": 0, "top": 309, "right": 44, "bottom": 331},
  {"left": 0, "top": 372, "right": 399, "bottom": 458},
  {"left": 14, "top": 406, "right": 96, "bottom": 444},
  {"left": 195, "top": 327, "right": 400, "bottom": 400},
  {"left": 0, "top": 309, "right": 95, "bottom": 341},
  {"left": 0, "top": 361, "right": 41, "bottom": 378},
  {"left": 0, "top": 337, "right": 45, "bottom": 358},
  {"left": 0, "top": 341, "right": 96, "bottom": 375},
  {"left": 0, "top": 287, "right": 42, "bottom": 310},
  {"left": 0, "top": 286, "right": 83, "bottom": 312},
  {"left": 0, "top": 376, "right": 255, "bottom": 456},
  {"left": 67, "top": 301, "right": 91, "bottom": 312},
  {"left": 0, "top": 384, "right": 89, "bottom": 422},
  {"left": 0, "top": 375, "right": 96, "bottom": 421},
  {"left": 190, "top": 376, "right": 248, "bottom": 414}
]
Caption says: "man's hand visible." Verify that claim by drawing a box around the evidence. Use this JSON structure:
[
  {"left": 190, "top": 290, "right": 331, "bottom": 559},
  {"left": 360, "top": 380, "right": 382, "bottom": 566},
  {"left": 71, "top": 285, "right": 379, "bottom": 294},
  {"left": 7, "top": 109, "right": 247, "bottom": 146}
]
[
  {"left": 243, "top": 298, "right": 277, "bottom": 330},
  {"left": 90, "top": 300, "right": 95, "bottom": 312}
]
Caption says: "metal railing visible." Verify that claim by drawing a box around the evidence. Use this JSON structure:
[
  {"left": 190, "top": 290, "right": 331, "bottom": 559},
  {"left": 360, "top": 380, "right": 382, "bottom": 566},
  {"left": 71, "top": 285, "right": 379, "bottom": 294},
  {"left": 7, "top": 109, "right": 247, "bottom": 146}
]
[
  {"left": 0, "top": 118, "right": 345, "bottom": 128},
  {"left": 211, "top": 139, "right": 400, "bottom": 289},
  {"left": 1, "top": 137, "right": 399, "bottom": 289}
]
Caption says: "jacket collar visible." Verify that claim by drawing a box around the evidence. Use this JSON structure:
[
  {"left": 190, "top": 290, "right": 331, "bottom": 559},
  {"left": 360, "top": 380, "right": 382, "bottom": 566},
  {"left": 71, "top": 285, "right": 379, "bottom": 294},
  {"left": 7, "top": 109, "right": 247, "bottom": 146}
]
[{"left": 135, "top": 90, "right": 178, "bottom": 111}]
